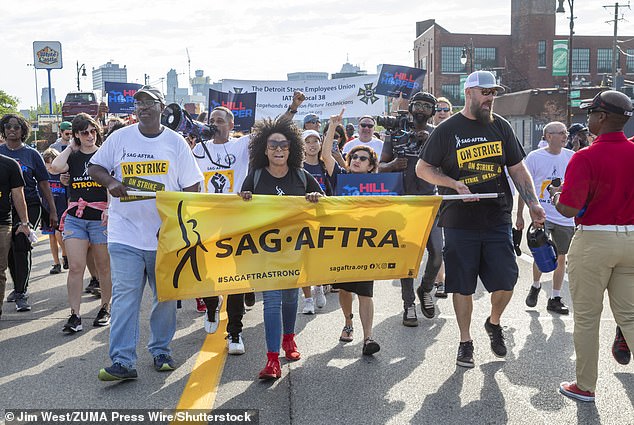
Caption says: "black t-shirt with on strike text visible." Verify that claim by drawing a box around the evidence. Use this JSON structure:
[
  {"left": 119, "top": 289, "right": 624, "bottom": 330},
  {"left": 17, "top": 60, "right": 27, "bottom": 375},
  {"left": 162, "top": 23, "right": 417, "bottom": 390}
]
[
  {"left": 67, "top": 150, "right": 108, "bottom": 221},
  {"left": 241, "top": 168, "right": 323, "bottom": 196},
  {"left": 420, "top": 113, "right": 525, "bottom": 229},
  {"left": 0, "top": 154, "right": 26, "bottom": 226}
]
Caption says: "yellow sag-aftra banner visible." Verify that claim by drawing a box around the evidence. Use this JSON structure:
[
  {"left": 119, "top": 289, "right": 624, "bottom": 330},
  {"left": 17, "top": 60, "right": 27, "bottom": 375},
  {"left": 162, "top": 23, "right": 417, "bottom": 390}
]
[{"left": 155, "top": 191, "right": 441, "bottom": 301}]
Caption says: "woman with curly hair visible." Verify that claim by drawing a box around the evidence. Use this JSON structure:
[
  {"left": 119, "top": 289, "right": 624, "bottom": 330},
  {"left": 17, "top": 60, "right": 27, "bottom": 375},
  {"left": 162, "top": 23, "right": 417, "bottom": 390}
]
[
  {"left": 321, "top": 109, "right": 381, "bottom": 356},
  {"left": 239, "top": 117, "right": 324, "bottom": 380},
  {"left": 0, "top": 113, "right": 58, "bottom": 312}
]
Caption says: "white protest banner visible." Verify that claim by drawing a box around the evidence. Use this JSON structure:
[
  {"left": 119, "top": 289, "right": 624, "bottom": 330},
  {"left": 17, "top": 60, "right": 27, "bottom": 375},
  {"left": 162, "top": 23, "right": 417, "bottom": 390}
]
[{"left": 221, "top": 75, "right": 385, "bottom": 120}]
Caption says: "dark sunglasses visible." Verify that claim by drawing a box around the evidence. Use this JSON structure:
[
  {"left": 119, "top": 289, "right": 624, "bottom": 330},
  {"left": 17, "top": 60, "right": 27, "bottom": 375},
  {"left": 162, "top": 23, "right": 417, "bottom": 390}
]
[
  {"left": 267, "top": 140, "right": 290, "bottom": 151},
  {"left": 435, "top": 107, "right": 450, "bottom": 112},
  {"left": 477, "top": 88, "right": 498, "bottom": 97},
  {"left": 79, "top": 128, "right": 97, "bottom": 137},
  {"left": 359, "top": 123, "right": 374, "bottom": 129},
  {"left": 587, "top": 108, "right": 608, "bottom": 116},
  {"left": 306, "top": 119, "right": 320, "bottom": 124},
  {"left": 351, "top": 153, "right": 370, "bottom": 162},
  {"left": 3, "top": 123, "right": 21, "bottom": 131}
]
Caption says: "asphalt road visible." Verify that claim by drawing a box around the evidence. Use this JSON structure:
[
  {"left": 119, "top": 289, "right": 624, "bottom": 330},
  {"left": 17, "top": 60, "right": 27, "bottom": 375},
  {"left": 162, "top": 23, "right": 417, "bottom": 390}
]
[{"left": 1, "top": 212, "right": 632, "bottom": 425}]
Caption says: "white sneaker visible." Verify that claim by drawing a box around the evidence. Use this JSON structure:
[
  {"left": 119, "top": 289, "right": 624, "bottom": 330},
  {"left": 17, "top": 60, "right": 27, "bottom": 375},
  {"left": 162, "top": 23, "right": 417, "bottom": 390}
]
[
  {"left": 204, "top": 296, "right": 223, "bottom": 334},
  {"left": 313, "top": 286, "right": 327, "bottom": 309},
  {"left": 227, "top": 332, "right": 245, "bottom": 355},
  {"left": 302, "top": 298, "right": 315, "bottom": 314}
]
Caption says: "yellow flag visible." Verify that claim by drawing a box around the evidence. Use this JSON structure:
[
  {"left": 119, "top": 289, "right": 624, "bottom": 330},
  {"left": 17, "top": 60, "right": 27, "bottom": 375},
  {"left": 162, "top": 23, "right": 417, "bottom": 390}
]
[{"left": 155, "top": 191, "right": 440, "bottom": 301}]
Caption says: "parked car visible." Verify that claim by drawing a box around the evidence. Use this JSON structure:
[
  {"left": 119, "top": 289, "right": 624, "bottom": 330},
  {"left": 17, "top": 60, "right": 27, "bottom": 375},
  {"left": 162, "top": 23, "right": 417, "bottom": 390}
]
[{"left": 62, "top": 91, "right": 99, "bottom": 122}]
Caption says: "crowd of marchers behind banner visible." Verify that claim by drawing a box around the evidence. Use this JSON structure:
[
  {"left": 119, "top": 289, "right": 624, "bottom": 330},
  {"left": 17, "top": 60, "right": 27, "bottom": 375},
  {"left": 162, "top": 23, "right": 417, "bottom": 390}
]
[{"left": 0, "top": 73, "right": 631, "bottom": 401}]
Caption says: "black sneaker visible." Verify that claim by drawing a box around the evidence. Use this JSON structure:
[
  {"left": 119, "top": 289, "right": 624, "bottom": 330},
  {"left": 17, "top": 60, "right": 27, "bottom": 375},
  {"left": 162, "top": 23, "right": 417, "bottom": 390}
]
[
  {"left": 62, "top": 256, "right": 69, "bottom": 270},
  {"left": 93, "top": 305, "right": 111, "bottom": 327},
  {"left": 456, "top": 340, "right": 475, "bottom": 368},
  {"left": 63, "top": 314, "right": 83, "bottom": 333},
  {"left": 244, "top": 292, "right": 256, "bottom": 308},
  {"left": 98, "top": 362, "right": 138, "bottom": 381},
  {"left": 153, "top": 354, "right": 176, "bottom": 371},
  {"left": 417, "top": 286, "right": 435, "bottom": 318},
  {"left": 435, "top": 282, "right": 447, "bottom": 298},
  {"left": 402, "top": 305, "right": 418, "bottom": 327},
  {"left": 50, "top": 264, "right": 62, "bottom": 274},
  {"left": 484, "top": 317, "right": 507, "bottom": 357},
  {"left": 86, "top": 277, "right": 99, "bottom": 293},
  {"left": 547, "top": 297, "right": 569, "bottom": 315},
  {"left": 362, "top": 338, "right": 380, "bottom": 356},
  {"left": 525, "top": 285, "right": 540, "bottom": 308},
  {"left": 14, "top": 293, "right": 31, "bottom": 312},
  {"left": 612, "top": 326, "right": 631, "bottom": 365}
]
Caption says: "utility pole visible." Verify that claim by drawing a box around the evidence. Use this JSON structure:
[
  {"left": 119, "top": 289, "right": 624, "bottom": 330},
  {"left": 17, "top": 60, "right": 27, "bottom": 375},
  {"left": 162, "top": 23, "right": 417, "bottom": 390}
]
[
  {"left": 604, "top": 2, "right": 631, "bottom": 89},
  {"left": 144, "top": 74, "right": 149, "bottom": 85}
]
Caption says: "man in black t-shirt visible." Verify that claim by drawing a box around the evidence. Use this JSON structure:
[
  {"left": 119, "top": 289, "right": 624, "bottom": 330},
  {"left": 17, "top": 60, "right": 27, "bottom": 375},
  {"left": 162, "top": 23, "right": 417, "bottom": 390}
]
[
  {"left": 416, "top": 71, "right": 545, "bottom": 368},
  {"left": 379, "top": 91, "right": 442, "bottom": 326},
  {"left": 0, "top": 154, "right": 30, "bottom": 318}
]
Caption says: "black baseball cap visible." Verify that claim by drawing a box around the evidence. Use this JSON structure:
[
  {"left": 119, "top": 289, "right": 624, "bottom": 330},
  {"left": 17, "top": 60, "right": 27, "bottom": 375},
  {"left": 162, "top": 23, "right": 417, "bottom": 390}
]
[{"left": 579, "top": 91, "right": 633, "bottom": 116}]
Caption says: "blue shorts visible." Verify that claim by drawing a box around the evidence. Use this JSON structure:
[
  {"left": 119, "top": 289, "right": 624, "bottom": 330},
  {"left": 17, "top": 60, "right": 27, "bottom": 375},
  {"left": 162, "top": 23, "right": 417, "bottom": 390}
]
[
  {"left": 443, "top": 224, "right": 518, "bottom": 295},
  {"left": 62, "top": 214, "right": 107, "bottom": 244}
]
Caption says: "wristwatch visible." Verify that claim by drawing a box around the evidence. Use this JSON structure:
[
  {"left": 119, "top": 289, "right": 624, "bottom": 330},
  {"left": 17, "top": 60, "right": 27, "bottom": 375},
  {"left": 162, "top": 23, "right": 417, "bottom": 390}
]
[
  {"left": 287, "top": 107, "right": 298, "bottom": 114},
  {"left": 19, "top": 222, "right": 30, "bottom": 228}
]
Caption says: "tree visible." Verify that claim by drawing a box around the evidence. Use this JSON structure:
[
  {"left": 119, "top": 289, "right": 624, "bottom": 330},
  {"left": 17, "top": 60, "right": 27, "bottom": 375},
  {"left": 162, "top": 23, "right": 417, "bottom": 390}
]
[
  {"left": 0, "top": 89, "right": 19, "bottom": 116},
  {"left": 28, "top": 103, "right": 63, "bottom": 121}
]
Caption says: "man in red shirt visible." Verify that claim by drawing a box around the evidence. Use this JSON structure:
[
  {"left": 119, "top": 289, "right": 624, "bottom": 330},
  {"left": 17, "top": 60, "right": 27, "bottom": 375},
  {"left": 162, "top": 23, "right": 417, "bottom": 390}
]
[{"left": 551, "top": 90, "right": 634, "bottom": 402}]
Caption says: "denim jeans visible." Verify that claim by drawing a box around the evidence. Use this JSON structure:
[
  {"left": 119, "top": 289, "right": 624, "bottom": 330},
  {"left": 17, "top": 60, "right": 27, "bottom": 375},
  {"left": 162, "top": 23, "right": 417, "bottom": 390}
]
[
  {"left": 401, "top": 217, "right": 443, "bottom": 309},
  {"left": 262, "top": 288, "right": 299, "bottom": 353},
  {"left": 108, "top": 243, "right": 177, "bottom": 369}
]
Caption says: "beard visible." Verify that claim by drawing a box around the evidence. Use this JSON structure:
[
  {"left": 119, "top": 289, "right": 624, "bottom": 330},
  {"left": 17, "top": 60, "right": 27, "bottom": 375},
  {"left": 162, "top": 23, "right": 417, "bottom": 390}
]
[
  {"left": 412, "top": 112, "right": 431, "bottom": 126},
  {"left": 470, "top": 101, "right": 494, "bottom": 125}
]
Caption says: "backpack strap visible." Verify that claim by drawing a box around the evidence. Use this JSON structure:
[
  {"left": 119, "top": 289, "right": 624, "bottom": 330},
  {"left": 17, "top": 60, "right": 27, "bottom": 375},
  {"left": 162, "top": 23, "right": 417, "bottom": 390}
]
[
  {"left": 296, "top": 168, "right": 307, "bottom": 190},
  {"left": 253, "top": 168, "right": 262, "bottom": 191}
]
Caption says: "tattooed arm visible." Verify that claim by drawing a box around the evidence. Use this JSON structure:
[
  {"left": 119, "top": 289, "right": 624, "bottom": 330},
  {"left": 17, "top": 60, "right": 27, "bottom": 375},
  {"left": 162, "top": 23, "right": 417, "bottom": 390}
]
[{"left": 507, "top": 161, "right": 546, "bottom": 226}]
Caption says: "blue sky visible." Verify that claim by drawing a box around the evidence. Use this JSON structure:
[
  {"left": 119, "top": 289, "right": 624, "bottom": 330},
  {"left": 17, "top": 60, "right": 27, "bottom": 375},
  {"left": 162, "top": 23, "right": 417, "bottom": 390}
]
[{"left": 1, "top": 0, "right": 619, "bottom": 109}]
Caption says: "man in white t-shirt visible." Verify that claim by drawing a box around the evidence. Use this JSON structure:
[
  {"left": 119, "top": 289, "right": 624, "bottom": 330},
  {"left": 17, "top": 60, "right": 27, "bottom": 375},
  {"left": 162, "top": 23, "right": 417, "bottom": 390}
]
[
  {"left": 516, "top": 121, "right": 575, "bottom": 315},
  {"left": 342, "top": 115, "right": 383, "bottom": 158},
  {"left": 89, "top": 86, "right": 203, "bottom": 381},
  {"left": 193, "top": 106, "right": 250, "bottom": 354}
]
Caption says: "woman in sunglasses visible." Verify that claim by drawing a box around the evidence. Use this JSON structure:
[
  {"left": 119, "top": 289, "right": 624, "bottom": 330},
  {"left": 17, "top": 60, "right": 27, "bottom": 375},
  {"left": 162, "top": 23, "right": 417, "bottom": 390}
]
[
  {"left": 50, "top": 113, "right": 111, "bottom": 334},
  {"left": 433, "top": 97, "right": 453, "bottom": 126},
  {"left": 321, "top": 110, "right": 381, "bottom": 356},
  {"left": 0, "top": 114, "right": 58, "bottom": 312},
  {"left": 239, "top": 117, "right": 324, "bottom": 380}
]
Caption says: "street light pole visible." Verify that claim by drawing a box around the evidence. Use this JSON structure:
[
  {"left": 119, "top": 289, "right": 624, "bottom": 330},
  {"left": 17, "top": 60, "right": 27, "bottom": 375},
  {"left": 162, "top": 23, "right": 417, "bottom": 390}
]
[
  {"left": 27, "top": 64, "right": 39, "bottom": 111},
  {"left": 460, "top": 38, "right": 475, "bottom": 74},
  {"left": 557, "top": 0, "right": 575, "bottom": 127},
  {"left": 76, "top": 61, "right": 87, "bottom": 91}
]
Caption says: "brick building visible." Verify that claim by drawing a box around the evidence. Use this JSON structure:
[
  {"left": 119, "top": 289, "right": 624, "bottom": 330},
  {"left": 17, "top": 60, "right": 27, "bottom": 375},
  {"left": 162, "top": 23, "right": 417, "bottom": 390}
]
[{"left": 414, "top": 0, "right": 634, "bottom": 107}]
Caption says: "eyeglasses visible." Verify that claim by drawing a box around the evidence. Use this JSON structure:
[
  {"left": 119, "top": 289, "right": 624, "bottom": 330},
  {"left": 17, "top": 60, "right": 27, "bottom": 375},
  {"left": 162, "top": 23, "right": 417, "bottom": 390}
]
[
  {"left": 267, "top": 140, "right": 290, "bottom": 151},
  {"left": 435, "top": 107, "right": 450, "bottom": 112},
  {"left": 3, "top": 123, "right": 21, "bottom": 131},
  {"left": 546, "top": 131, "right": 568, "bottom": 136},
  {"left": 134, "top": 100, "right": 160, "bottom": 108},
  {"left": 587, "top": 108, "right": 608, "bottom": 116},
  {"left": 62, "top": 131, "right": 73, "bottom": 137},
  {"left": 477, "top": 88, "right": 498, "bottom": 97},
  {"left": 350, "top": 153, "right": 370, "bottom": 162},
  {"left": 79, "top": 128, "right": 97, "bottom": 137},
  {"left": 410, "top": 102, "right": 434, "bottom": 112},
  {"left": 359, "top": 123, "right": 374, "bottom": 129}
]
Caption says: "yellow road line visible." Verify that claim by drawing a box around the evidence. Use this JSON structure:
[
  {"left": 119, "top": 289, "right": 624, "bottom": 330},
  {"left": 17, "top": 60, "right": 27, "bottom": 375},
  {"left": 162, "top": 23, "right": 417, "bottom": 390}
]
[{"left": 170, "top": 305, "right": 228, "bottom": 424}]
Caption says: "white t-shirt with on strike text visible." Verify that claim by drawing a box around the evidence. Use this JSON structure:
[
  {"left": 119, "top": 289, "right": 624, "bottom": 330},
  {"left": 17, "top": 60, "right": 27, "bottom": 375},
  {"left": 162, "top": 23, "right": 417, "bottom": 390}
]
[
  {"left": 89, "top": 124, "right": 203, "bottom": 250},
  {"left": 192, "top": 135, "right": 250, "bottom": 194}
]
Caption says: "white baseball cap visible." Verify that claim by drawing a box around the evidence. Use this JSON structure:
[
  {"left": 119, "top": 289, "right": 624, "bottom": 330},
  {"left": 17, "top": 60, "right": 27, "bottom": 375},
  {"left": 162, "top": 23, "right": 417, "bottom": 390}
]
[{"left": 464, "top": 71, "right": 504, "bottom": 93}]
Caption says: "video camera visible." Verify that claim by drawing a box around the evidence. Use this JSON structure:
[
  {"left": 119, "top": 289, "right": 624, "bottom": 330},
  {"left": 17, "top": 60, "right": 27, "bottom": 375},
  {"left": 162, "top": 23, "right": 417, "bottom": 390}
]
[{"left": 376, "top": 111, "right": 424, "bottom": 158}]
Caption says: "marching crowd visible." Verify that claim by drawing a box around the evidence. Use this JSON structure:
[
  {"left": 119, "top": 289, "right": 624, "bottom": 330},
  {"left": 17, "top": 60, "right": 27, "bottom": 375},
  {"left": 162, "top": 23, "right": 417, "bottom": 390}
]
[{"left": 0, "top": 71, "right": 632, "bottom": 402}]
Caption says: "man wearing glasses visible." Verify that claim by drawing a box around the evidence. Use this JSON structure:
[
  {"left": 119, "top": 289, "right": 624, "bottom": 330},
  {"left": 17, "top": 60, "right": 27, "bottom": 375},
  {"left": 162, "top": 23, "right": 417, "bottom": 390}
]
[
  {"left": 89, "top": 86, "right": 203, "bottom": 381},
  {"left": 515, "top": 121, "right": 575, "bottom": 315},
  {"left": 303, "top": 113, "right": 321, "bottom": 132},
  {"left": 341, "top": 115, "right": 383, "bottom": 158},
  {"left": 551, "top": 90, "right": 634, "bottom": 402},
  {"left": 50, "top": 121, "right": 73, "bottom": 152},
  {"left": 379, "top": 91, "right": 442, "bottom": 327},
  {"left": 416, "top": 70, "right": 545, "bottom": 368}
]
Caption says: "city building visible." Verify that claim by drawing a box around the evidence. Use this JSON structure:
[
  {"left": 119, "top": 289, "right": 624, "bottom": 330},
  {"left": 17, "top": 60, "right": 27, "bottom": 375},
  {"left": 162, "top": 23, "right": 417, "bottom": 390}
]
[
  {"left": 92, "top": 61, "right": 127, "bottom": 93},
  {"left": 413, "top": 0, "right": 634, "bottom": 107},
  {"left": 40, "top": 87, "right": 56, "bottom": 110},
  {"left": 166, "top": 69, "right": 189, "bottom": 104},
  {"left": 332, "top": 61, "right": 367, "bottom": 79}
]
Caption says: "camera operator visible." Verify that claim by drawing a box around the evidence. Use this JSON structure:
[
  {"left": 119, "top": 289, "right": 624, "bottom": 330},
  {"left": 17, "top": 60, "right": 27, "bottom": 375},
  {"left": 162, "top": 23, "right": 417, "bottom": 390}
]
[{"left": 378, "top": 91, "right": 442, "bottom": 327}]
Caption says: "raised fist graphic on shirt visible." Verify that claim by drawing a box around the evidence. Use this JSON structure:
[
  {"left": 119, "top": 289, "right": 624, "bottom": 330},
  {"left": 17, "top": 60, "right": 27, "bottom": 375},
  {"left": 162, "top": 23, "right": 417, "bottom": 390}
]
[{"left": 210, "top": 173, "right": 228, "bottom": 193}]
